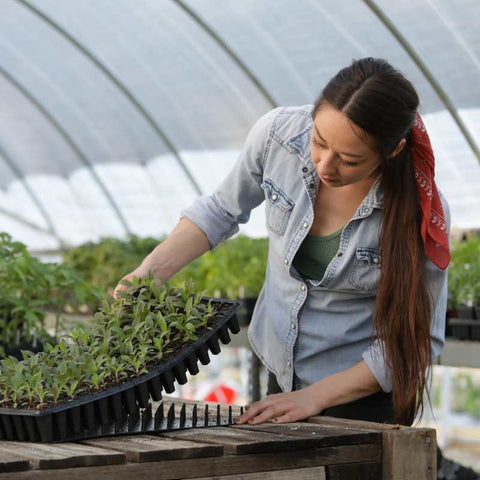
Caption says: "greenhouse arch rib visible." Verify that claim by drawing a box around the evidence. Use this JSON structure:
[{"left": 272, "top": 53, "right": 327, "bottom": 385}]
[
  {"left": 0, "top": 204, "right": 56, "bottom": 239},
  {"left": 172, "top": 0, "right": 278, "bottom": 110},
  {"left": 16, "top": 0, "right": 204, "bottom": 197},
  {"left": 364, "top": 0, "right": 480, "bottom": 164},
  {"left": 0, "top": 65, "right": 132, "bottom": 236},
  {"left": 0, "top": 143, "right": 65, "bottom": 246}
]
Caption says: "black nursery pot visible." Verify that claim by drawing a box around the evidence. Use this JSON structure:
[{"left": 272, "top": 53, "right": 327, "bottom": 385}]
[
  {"left": 233, "top": 297, "right": 257, "bottom": 327},
  {"left": 0, "top": 342, "right": 45, "bottom": 360},
  {"left": 456, "top": 306, "right": 476, "bottom": 319},
  {"left": 471, "top": 306, "right": 480, "bottom": 341},
  {"left": 471, "top": 322, "right": 480, "bottom": 341},
  {"left": 0, "top": 297, "right": 241, "bottom": 443},
  {"left": 445, "top": 308, "right": 455, "bottom": 338},
  {"left": 448, "top": 305, "right": 476, "bottom": 340}
]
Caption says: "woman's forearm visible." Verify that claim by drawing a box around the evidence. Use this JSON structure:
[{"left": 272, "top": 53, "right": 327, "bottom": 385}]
[
  {"left": 138, "top": 217, "right": 211, "bottom": 280},
  {"left": 233, "top": 360, "right": 383, "bottom": 425},
  {"left": 307, "top": 360, "right": 382, "bottom": 413}
]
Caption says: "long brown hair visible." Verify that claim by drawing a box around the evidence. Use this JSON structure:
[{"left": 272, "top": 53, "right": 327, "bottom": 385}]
[{"left": 313, "top": 58, "right": 431, "bottom": 425}]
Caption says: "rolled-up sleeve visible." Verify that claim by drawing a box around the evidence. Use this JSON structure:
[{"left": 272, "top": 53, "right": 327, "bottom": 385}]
[
  {"left": 362, "top": 193, "right": 451, "bottom": 392},
  {"left": 180, "top": 108, "right": 280, "bottom": 249}
]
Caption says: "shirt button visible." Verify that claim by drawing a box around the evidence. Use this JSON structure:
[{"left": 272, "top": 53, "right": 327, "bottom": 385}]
[
  {"left": 284, "top": 258, "right": 289, "bottom": 265},
  {"left": 300, "top": 284, "right": 306, "bottom": 291},
  {"left": 309, "top": 183, "right": 315, "bottom": 189},
  {"left": 302, "top": 167, "right": 308, "bottom": 173},
  {"left": 363, "top": 206, "right": 371, "bottom": 214},
  {"left": 302, "top": 222, "right": 309, "bottom": 228},
  {"left": 287, "top": 361, "right": 292, "bottom": 367},
  {"left": 292, "top": 323, "right": 296, "bottom": 330},
  {"left": 373, "top": 257, "right": 379, "bottom": 264},
  {"left": 271, "top": 194, "right": 278, "bottom": 201},
  {"left": 337, "top": 252, "right": 343, "bottom": 257}
]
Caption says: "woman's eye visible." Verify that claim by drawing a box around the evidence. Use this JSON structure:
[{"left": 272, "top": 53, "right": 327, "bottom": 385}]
[
  {"left": 312, "top": 139, "right": 325, "bottom": 148},
  {"left": 312, "top": 137, "right": 360, "bottom": 166},
  {"left": 341, "top": 159, "right": 359, "bottom": 167}
]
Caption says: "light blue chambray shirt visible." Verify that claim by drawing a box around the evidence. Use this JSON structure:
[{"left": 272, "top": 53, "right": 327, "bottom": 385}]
[{"left": 180, "top": 105, "right": 450, "bottom": 393}]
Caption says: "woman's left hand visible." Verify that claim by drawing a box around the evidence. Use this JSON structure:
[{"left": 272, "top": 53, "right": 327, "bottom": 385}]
[{"left": 233, "top": 387, "right": 323, "bottom": 425}]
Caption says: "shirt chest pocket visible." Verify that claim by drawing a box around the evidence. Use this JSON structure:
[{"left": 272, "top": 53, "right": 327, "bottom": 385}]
[
  {"left": 261, "top": 179, "right": 294, "bottom": 236},
  {"left": 349, "top": 247, "right": 382, "bottom": 291}
]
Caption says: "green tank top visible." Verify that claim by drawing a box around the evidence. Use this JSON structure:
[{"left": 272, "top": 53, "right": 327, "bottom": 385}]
[{"left": 292, "top": 227, "right": 343, "bottom": 280}]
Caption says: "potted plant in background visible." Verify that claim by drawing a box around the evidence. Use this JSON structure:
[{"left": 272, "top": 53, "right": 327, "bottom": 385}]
[
  {"left": 447, "top": 234, "right": 480, "bottom": 340},
  {"left": 0, "top": 233, "right": 102, "bottom": 358},
  {"left": 171, "top": 235, "right": 268, "bottom": 327},
  {"left": 62, "top": 235, "right": 162, "bottom": 297}
]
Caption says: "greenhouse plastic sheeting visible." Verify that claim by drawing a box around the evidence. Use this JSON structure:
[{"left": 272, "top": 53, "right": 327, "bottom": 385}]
[{"left": 0, "top": 0, "right": 479, "bottom": 250}]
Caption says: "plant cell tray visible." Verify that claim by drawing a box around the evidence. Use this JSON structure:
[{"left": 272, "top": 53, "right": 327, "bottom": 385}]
[
  {"left": 0, "top": 398, "right": 245, "bottom": 443},
  {"left": 0, "top": 298, "right": 241, "bottom": 442}
]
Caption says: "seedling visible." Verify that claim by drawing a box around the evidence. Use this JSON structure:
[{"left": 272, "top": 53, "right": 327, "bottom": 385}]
[{"left": 0, "top": 277, "right": 220, "bottom": 410}]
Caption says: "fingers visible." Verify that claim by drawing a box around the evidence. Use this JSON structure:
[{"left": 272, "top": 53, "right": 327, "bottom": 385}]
[
  {"left": 272, "top": 410, "right": 301, "bottom": 424},
  {"left": 113, "top": 273, "right": 136, "bottom": 300},
  {"left": 233, "top": 390, "right": 315, "bottom": 426},
  {"left": 234, "top": 395, "right": 288, "bottom": 425},
  {"left": 247, "top": 404, "right": 289, "bottom": 424},
  {"left": 113, "top": 283, "right": 128, "bottom": 301},
  {"left": 113, "top": 285, "right": 125, "bottom": 300}
]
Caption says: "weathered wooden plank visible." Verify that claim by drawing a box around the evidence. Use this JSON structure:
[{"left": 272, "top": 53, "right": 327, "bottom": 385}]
[
  {"left": 233, "top": 422, "right": 382, "bottom": 447},
  {"left": 0, "top": 452, "right": 31, "bottom": 473},
  {"left": 81, "top": 434, "right": 223, "bottom": 462},
  {"left": 158, "top": 425, "right": 321, "bottom": 454},
  {"left": 307, "top": 415, "right": 403, "bottom": 431},
  {"left": 326, "top": 461, "right": 382, "bottom": 479},
  {"left": 194, "top": 466, "right": 326, "bottom": 479},
  {"left": 382, "top": 428, "right": 436, "bottom": 480},
  {"left": 309, "top": 416, "right": 437, "bottom": 480},
  {"left": 1, "top": 443, "right": 381, "bottom": 479},
  {"left": 0, "top": 441, "right": 125, "bottom": 470}
]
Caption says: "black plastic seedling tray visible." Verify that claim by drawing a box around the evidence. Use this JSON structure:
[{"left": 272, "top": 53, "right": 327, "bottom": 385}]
[
  {"left": 0, "top": 298, "right": 241, "bottom": 442},
  {"left": 0, "top": 398, "right": 245, "bottom": 444}
]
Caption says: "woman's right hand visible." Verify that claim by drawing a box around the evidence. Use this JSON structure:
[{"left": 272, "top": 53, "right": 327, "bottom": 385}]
[
  {"left": 112, "top": 218, "right": 211, "bottom": 300},
  {"left": 113, "top": 264, "right": 154, "bottom": 300}
]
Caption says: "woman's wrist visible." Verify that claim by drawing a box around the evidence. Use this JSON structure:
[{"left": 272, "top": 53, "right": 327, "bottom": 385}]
[
  {"left": 305, "top": 381, "right": 329, "bottom": 414},
  {"left": 138, "top": 256, "right": 172, "bottom": 281}
]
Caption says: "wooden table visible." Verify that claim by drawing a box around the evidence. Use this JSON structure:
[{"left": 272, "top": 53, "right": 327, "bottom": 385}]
[{"left": 0, "top": 401, "right": 437, "bottom": 480}]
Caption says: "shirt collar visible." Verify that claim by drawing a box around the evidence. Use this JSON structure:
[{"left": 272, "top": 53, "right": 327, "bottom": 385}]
[
  {"left": 285, "top": 124, "right": 313, "bottom": 162},
  {"left": 365, "top": 174, "right": 384, "bottom": 210}
]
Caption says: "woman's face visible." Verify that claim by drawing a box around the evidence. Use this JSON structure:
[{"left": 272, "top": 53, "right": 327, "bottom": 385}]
[{"left": 310, "top": 104, "right": 382, "bottom": 188}]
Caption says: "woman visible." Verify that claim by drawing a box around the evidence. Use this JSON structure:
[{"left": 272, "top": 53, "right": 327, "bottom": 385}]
[{"left": 114, "top": 57, "right": 450, "bottom": 428}]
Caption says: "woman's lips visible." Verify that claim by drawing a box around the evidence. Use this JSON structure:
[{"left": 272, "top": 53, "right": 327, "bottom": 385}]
[{"left": 321, "top": 175, "right": 337, "bottom": 183}]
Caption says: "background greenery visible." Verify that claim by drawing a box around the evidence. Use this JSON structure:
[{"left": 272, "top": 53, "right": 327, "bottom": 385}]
[
  {"left": 62, "top": 234, "right": 268, "bottom": 299},
  {"left": 0, "top": 233, "right": 102, "bottom": 355},
  {"left": 62, "top": 235, "right": 162, "bottom": 294},
  {"left": 171, "top": 235, "right": 268, "bottom": 299},
  {"left": 447, "top": 235, "right": 480, "bottom": 309}
]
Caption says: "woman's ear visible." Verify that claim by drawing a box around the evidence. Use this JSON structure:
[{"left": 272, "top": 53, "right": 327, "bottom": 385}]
[{"left": 388, "top": 138, "right": 407, "bottom": 158}]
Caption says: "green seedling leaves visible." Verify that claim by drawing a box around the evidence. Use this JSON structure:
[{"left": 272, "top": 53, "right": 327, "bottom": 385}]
[{"left": 0, "top": 276, "right": 221, "bottom": 410}]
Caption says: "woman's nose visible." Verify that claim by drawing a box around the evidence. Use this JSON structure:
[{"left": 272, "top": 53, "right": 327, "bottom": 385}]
[{"left": 316, "top": 151, "right": 338, "bottom": 175}]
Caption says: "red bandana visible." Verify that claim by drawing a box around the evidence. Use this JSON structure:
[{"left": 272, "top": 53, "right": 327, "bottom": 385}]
[{"left": 410, "top": 113, "right": 450, "bottom": 270}]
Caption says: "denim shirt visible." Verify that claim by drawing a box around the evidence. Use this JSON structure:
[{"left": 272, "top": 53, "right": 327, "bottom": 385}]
[{"left": 180, "top": 105, "right": 450, "bottom": 393}]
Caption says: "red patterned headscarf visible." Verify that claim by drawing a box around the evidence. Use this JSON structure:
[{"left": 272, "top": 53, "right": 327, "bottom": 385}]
[{"left": 410, "top": 113, "right": 450, "bottom": 270}]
